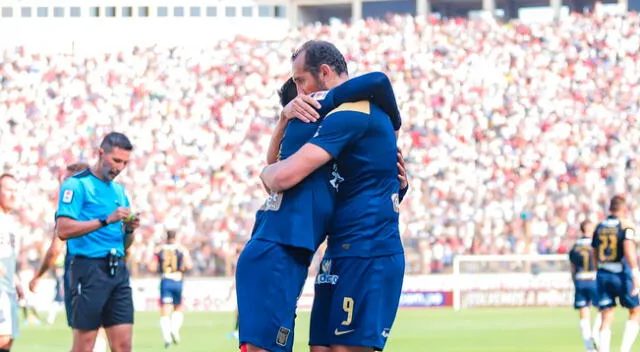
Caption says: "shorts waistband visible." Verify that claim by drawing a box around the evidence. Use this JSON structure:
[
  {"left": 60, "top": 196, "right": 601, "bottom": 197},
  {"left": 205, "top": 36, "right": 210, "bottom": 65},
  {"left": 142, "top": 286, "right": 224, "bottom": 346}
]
[{"left": 598, "top": 262, "right": 624, "bottom": 273}]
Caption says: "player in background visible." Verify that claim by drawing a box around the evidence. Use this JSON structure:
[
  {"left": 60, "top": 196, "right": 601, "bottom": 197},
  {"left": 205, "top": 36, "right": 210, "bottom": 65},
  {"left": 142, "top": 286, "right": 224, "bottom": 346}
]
[
  {"left": 236, "top": 67, "right": 404, "bottom": 352},
  {"left": 261, "top": 40, "right": 405, "bottom": 352},
  {"left": 569, "top": 219, "right": 601, "bottom": 352},
  {"left": 147, "top": 230, "right": 193, "bottom": 349},
  {"left": 0, "top": 173, "right": 25, "bottom": 352},
  {"left": 592, "top": 195, "right": 640, "bottom": 352},
  {"left": 29, "top": 162, "right": 109, "bottom": 352}
]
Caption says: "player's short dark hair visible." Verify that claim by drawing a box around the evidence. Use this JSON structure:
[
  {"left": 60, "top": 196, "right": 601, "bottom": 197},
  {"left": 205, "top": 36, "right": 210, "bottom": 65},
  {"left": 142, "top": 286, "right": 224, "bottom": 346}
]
[
  {"left": 579, "top": 220, "right": 591, "bottom": 234},
  {"left": 167, "top": 230, "right": 177, "bottom": 240},
  {"left": 292, "top": 40, "right": 348, "bottom": 78},
  {"left": 610, "top": 195, "right": 626, "bottom": 212},
  {"left": 278, "top": 77, "right": 298, "bottom": 107},
  {"left": 66, "top": 162, "right": 90, "bottom": 174},
  {"left": 100, "top": 132, "right": 133, "bottom": 153},
  {"left": 0, "top": 173, "right": 15, "bottom": 189}
]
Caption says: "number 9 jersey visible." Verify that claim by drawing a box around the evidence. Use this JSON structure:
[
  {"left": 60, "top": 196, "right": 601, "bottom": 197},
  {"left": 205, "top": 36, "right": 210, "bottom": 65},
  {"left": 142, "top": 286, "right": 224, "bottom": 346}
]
[{"left": 591, "top": 215, "right": 638, "bottom": 309}]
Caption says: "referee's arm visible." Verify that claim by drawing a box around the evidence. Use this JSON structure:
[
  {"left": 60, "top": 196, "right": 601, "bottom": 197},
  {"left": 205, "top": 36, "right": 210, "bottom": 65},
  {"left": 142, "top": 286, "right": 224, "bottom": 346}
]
[{"left": 55, "top": 177, "right": 129, "bottom": 240}]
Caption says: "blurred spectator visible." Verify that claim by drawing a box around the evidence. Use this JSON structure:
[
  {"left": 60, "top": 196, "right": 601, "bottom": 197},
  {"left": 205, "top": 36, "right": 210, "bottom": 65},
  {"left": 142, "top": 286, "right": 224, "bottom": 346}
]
[{"left": 1, "top": 12, "right": 639, "bottom": 276}]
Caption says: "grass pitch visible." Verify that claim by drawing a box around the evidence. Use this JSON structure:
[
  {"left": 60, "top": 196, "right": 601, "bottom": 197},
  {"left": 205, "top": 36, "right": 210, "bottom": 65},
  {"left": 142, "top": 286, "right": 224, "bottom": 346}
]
[{"left": 14, "top": 307, "right": 628, "bottom": 351}]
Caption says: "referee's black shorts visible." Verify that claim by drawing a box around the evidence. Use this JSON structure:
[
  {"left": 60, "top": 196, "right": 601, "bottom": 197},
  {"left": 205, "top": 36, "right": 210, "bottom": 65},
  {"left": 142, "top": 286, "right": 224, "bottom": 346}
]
[{"left": 69, "top": 256, "right": 134, "bottom": 330}]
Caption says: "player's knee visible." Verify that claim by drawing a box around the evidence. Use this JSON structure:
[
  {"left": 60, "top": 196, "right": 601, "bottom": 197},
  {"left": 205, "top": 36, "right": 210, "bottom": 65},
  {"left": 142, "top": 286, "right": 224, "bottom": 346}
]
[
  {"left": 330, "top": 346, "right": 374, "bottom": 352},
  {"left": 108, "top": 339, "right": 131, "bottom": 352},
  {"left": 0, "top": 336, "right": 12, "bottom": 351},
  {"left": 310, "top": 346, "right": 331, "bottom": 352},
  {"left": 244, "top": 343, "right": 270, "bottom": 352}
]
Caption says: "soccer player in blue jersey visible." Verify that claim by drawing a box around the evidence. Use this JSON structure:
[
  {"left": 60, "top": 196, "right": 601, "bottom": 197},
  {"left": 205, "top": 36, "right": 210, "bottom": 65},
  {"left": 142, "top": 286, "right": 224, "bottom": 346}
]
[
  {"left": 236, "top": 58, "right": 404, "bottom": 352},
  {"left": 261, "top": 40, "right": 405, "bottom": 352},
  {"left": 56, "top": 132, "right": 140, "bottom": 352},
  {"left": 147, "top": 230, "right": 193, "bottom": 349},
  {"left": 569, "top": 219, "right": 601, "bottom": 352},
  {"left": 592, "top": 195, "right": 640, "bottom": 352}
]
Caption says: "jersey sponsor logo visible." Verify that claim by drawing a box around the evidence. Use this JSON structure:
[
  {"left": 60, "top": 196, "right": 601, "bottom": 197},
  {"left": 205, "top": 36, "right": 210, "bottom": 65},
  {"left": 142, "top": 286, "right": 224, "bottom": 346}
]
[
  {"left": 329, "top": 163, "right": 344, "bottom": 191},
  {"left": 62, "top": 189, "right": 74, "bottom": 203},
  {"left": 313, "top": 125, "right": 322, "bottom": 138},
  {"left": 334, "top": 328, "right": 355, "bottom": 336},
  {"left": 260, "top": 192, "right": 283, "bottom": 211},
  {"left": 316, "top": 259, "right": 339, "bottom": 285}
]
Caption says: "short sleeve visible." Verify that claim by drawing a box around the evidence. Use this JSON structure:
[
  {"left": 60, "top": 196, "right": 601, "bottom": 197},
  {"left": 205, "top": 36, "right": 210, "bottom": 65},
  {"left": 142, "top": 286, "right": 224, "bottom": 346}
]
[
  {"left": 55, "top": 178, "right": 85, "bottom": 220},
  {"left": 309, "top": 110, "right": 369, "bottom": 158}
]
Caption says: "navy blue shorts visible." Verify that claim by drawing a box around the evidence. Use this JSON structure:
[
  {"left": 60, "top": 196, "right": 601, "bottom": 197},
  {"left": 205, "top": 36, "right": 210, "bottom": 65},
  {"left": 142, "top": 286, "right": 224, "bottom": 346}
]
[
  {"left": 309, "top": 254, "right": 405, "bottom": 351},
  {"left": 235, "top": 239, "right": 311, "bottom": 352},
  {"left": 69, "top": 256, "right": 134, "bottom": 330},
  {"left": 574, "top": 279, "right": 598, "bottom": 309},
  {"left": 63, "top": 266, "right": 73, "bottom": 327},
  {"left": 160, "top": 279, "right": 183, "bottom": 306},
  {"left": 597, "top": 270, "right": 640, "bottom": 309}
]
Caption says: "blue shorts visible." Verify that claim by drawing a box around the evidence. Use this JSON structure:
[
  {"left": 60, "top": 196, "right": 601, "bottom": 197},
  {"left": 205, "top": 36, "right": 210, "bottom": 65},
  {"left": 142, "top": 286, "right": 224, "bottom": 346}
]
[
  {"left": 309, "top": 254, "right": 405, "bottom": 351},
  {"left": 160, "top": 279, "right": 183, "bottom": 306},
  {"left": 574, "top": 279, "right": 598, "bottom": 309},
  {"left": 70, "top": 256, "right": 134, "bottom": 330},
  {"left": 64, "top": 266, "right": 72, "bottom": 327},
  {"left": 235, "top": 239, "right": 311, "bottom": 352},
  {"left": 596, "top": 270, "right": 640, "bottom": 309}
]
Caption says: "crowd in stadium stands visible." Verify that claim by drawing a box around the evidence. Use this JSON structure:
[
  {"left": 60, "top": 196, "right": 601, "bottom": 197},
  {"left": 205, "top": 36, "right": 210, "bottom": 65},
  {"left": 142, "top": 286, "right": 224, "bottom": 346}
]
[{"left": 1, "top": 11, "right": 639, "bottom": 277}]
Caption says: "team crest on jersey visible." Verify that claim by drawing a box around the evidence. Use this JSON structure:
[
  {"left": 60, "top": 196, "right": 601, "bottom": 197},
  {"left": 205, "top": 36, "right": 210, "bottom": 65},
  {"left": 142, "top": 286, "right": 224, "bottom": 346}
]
[
  {"left": 316, "top": 258, "right": 339, "bottom": 285},
  {"left": 62, "top": 190, "right": 73, "bottom": 203},
  {"left": 329, "top": 163, "right": 344, "bottom": 191}
]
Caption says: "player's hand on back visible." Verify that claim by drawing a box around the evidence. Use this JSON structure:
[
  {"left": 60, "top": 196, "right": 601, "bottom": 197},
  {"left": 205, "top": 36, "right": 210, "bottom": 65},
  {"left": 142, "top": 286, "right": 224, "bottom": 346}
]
[
  {"left": 282, "top": 94, "right": 321, "bottom": 123},
  {"left": 397, "top": 148, "right": 408, "bottom": 190}
]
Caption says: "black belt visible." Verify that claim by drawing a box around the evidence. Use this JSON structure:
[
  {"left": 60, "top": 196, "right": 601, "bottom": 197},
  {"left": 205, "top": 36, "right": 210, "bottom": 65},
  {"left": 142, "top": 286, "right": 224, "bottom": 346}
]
[{"left": 72, "top": 253, "right": 125, "bottom": 277}]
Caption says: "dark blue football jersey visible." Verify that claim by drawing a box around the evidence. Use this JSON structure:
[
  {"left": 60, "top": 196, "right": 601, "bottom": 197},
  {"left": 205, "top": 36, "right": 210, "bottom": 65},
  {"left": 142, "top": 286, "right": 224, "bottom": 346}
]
[
  {"left": 251, "top": 72, "right": 403, "bottom": 252},
  {"left": 569, "top": 237, "right": 596, "bottom": 278},
  {"left": 592, "top": 215, "right": 635, "bottom": 265},
  {"left": 309, "top": 101, "right": 403, "bottom": 258}
]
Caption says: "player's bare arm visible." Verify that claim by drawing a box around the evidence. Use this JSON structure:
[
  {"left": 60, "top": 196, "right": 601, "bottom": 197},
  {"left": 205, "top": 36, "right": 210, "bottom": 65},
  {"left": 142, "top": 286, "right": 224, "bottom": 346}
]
[
  {"left": 29, "top": 232, "right": 63, "bottom": 292},
  {"left": 622, "top": 221, "right": 640, "bottom": 293},
  {"left": 56, "top": 206, "right": 130, "bottom": 240},
  {"left": 260, "top": 143, "right": 332, "bottom": 193},
  {"left": 181, "top": 247, "right": 194, "bottom": 272}
]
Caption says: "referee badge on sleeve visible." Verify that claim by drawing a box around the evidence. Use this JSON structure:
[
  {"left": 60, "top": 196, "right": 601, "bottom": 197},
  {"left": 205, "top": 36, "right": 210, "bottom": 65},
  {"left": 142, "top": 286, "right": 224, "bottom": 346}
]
[{"left": 62, "top": 190, "right": 74, "bottom": 203}]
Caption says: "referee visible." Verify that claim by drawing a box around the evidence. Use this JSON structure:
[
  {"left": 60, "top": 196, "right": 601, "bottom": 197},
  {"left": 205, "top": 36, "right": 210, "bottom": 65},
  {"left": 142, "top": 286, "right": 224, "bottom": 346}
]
[{"left": 56, "top": 132, "right": 139, "bottom": 352}]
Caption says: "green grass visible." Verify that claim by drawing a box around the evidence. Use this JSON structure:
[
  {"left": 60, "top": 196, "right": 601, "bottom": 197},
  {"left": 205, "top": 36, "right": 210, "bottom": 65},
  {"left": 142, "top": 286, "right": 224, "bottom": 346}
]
[{"left": 13, "top": 307, "right": 630, "bottom": 351}]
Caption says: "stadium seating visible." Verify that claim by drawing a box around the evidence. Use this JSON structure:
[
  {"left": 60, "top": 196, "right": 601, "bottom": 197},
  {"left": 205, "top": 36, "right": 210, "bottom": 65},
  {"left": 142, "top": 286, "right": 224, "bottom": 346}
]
[{"left": 1, "top": 12, "right": 639, "bottom": 276}]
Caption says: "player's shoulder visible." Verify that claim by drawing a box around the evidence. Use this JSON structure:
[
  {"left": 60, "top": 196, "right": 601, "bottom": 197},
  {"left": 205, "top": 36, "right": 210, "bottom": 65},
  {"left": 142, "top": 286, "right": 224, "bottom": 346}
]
[
  {"left": 326, "top": 101, "right": 371, "bottom": 118},
  {"left": 620, "top": 218, "right": 635, "bottom": 230},
  {"left": 71, "top": 169, "right": 91, "bottom": 179}
]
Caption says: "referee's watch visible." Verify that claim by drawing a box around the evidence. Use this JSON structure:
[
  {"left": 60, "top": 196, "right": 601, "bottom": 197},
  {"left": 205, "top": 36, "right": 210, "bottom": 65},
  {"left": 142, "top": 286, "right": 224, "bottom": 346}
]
[{"left": 99, "top": 216, "right": 109, "bottom": 227}]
